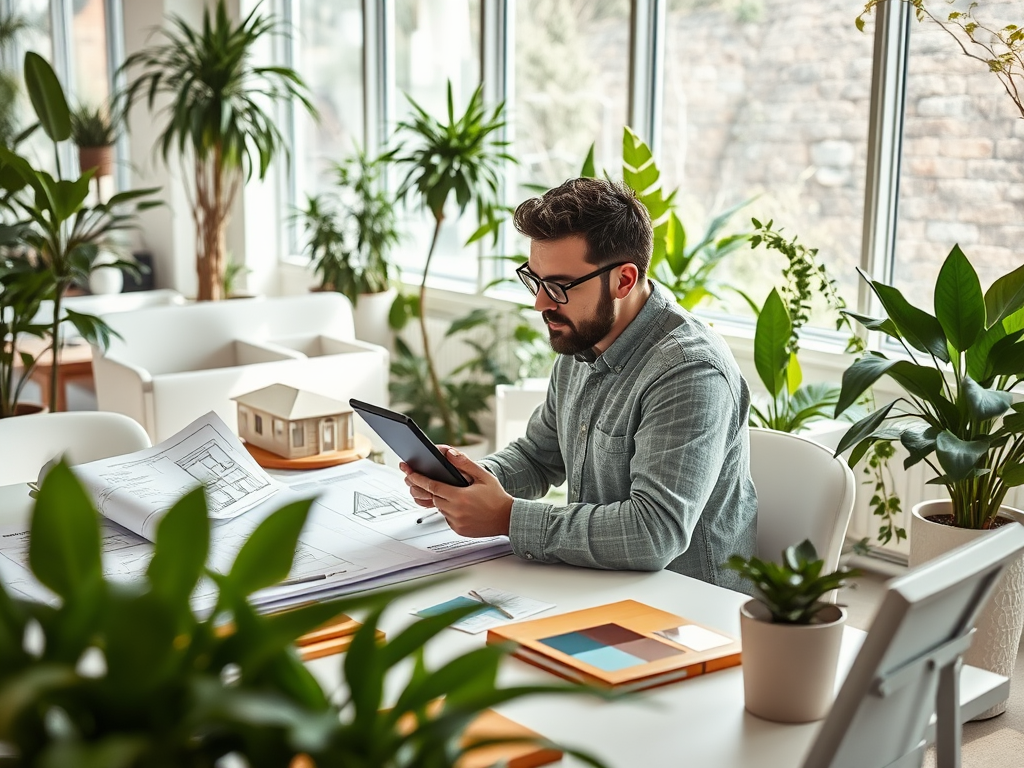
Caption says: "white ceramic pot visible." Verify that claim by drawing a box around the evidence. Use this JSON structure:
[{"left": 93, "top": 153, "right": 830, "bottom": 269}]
[
  {"left": 910, "top": 499, "right": 1024, "bottom": 718},
  {"left": 351, "top": 287, "right": 397, "bottom": 350},
  {"left": 739, "top": 599, "right": 846, "bottom": 723},
  {"left": 88, "top": 250, "right": 123, "bottom": 295},
  {"left": 454, "top": 433, "right": 490, "bottom": 461}
]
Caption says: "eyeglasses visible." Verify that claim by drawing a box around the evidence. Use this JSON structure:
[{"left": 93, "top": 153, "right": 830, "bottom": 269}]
[{"left": 516, "top": 261, "right": 628, "bottom": 305}]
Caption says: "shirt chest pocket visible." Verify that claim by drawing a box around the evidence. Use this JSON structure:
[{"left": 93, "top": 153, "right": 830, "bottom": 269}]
[{"left": 591, "top": 425, "right": 630, "bottom": 455}]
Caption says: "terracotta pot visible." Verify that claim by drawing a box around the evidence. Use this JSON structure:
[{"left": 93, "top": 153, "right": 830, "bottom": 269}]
[
  {"left": 740, "top": 599, "right": 846, "bottom": 723},
  {"left": 78, "top": 145, "right": 114, "bottom": 178},
  {"left": 910, "top": 499, "right": 1024, "bottom": 718}
]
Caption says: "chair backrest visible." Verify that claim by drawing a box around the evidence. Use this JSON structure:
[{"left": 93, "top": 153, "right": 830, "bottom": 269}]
[
  {"left": 0, "top": 412, "right": 152, "bottom": 485},
  {"left": 749, "top": 427, "right": 856, "bottom": 573}
]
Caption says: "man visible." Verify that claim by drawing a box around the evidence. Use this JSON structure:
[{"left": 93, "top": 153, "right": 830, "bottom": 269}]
[{"left": 401, "top": 177, "right": 757, "bottom": 592}]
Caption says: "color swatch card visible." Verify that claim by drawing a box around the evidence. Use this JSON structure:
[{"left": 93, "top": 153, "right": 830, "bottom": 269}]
[
  {"left": 487, "top": 600, "right": 741, "bottom": 691},
  {"left": 414, "top": 587, "right": 555, "bottom": 634}
]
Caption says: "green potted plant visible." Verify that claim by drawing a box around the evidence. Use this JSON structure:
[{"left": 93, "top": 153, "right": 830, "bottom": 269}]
[
  {"left": 0, "top": 460, "right": 606, "bottom": 767},
  {"left": 121, "top": 0, "right": 317, "bottom": 301},
  {"left": 296, "top": 148, "right": 400, "bottom": 347},
  {"left": 70, "top": 103, "right": 120, "bottom": 179},
  {"left": 387, "top": 81, "right": 512, "bottom": 447},
  {"left": 727, "top": 539, "right": 860, "bottom": 723},
  {"left": 581, "top": 127, "right": 752, "bottom": 311},
  {"left": 0, "top": 255, "right": 50, "bottom": 417},
  {"left": 833, "top": 244, "right": 1024, "bottom": 714},
  {"left": 0, "top": 52, "right": 160, "bottom": 412}
]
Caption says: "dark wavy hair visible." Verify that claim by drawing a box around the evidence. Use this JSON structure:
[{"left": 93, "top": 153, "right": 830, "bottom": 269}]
[{"left": 513, "top": 178, "right": 653, "bottom": 277}]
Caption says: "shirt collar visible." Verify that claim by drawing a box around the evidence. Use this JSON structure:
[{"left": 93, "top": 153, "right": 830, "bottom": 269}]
[{"left": 575, "top": 284, "right": 667, "bottom": 373}]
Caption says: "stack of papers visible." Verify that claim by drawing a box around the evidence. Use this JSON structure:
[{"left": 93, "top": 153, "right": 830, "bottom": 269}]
[{"left": 0, "top": 413, "right": 510, "bottom": 613}]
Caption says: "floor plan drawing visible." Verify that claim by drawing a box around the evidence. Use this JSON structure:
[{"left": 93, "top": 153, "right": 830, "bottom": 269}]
[
  {"left": 72, "top": 413, "right": 281, "bottom": 540},
  {"left": 352, "top": 490, "right": 415, "bottom": 520}
]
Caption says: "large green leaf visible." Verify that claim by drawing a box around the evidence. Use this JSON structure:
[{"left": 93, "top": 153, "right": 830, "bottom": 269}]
[
  {"left": 984, "top": 261, "right": 1024, "bottom": 328},
  {"left": 842, "top": 310, "right": 900, "bottom": 340},
  {"left": 227, "top": 498, "right": 313, "bottom": 595},
  {"left": 967, "top": 320, "right": 1009, "bottom": 382},
  {"left": 834, "top": 353, "right": 896, "bottom": 416},
  {"left": 147, "top": 487, "right": 209, "bottom": 609},
  {"left": 103, "top": 588, "right": 179, "bottom": 690},
  {"left": 23, "top": 52, "right": 71, "bottom": 142},
  {"left": 900, "top": 423, "right": 940, "bottom": 468},
  {"left": 870, "top": 279, "right": 949, "bottom": 362},
  {"left": 579, "top": 143, "right": 596, "bottom": 178},
  {"left": 835, "top": 400, "right": 897, "bottom": 458},
  {"left": 753, "top": 288, "right": 791, "bottom": 398},
  {"left": 29, "top": 461, "right": 102, "bottom": 600},
  {"left": 962, "top": 376, "right": 1013, "bottom": 422},
  {"left": 999, "top": 462, "right": 1024, "bottom": 488},
  {"left": 987, "top": 332, "right": 1024, "bottom": 377},
  {"left": 935, "top": 430, "right": 989, "bottom": 482},
  {"left": 934, "top": 244, "right": 984, "bottom": 353}
]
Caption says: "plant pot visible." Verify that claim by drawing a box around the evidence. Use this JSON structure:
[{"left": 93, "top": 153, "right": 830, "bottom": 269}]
[
  {"left": 8, "top": 402, "right": 47, "bottom": 418},
  {"left": 739, "top": 599, "right": 846, "bottom": 723},
  {"left": 910, "top": 499, "right": 1024, "bottom": 719},
  {"left": 454, "top": 433, "right": 489, "bottom": 461},
  {"left": 88, "top": 250, "right": 123, "bottom": 295},
  {"left": 78, "top": 145, "right": 114, "bottom": 178},
  {"left": 351, "top": 287, "right": 397, "bottom": 350}
]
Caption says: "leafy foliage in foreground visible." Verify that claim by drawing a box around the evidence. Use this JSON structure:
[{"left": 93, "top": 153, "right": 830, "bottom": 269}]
[{"left": 0, "top": 461, "right": 606, "bottom": 767}]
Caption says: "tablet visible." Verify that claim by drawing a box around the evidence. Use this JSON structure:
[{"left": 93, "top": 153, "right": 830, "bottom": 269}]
[{"left": 348, "top": 399, "right": 470, "bottom": 487}]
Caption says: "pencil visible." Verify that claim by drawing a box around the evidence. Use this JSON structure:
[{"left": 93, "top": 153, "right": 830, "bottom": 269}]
[{"left": 468, "top": 589, "right": 515, "bottom": 619}]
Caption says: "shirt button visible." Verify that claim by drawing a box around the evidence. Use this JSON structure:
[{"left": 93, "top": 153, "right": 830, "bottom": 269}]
[
  {"left": 524, "top": 552, "right": 535, "bottom": 560},
  {"left": 581, "top": 423, "right": 587, "bottom": 432}
]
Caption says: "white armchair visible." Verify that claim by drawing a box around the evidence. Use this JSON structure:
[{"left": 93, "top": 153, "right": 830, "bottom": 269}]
[{"left": 91, "top": 293, "right": 389, "bottom": 442}]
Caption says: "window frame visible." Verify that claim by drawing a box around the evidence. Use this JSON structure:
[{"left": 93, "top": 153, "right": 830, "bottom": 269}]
[{"left": 277, "top": 0, "right": 923, "bottom": 356}]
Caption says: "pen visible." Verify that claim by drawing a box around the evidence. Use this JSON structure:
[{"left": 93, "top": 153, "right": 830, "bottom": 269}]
[
  {"left": 468, "top": 589, "right": 515, "bottom": 619},
  {"left": 416, "top": 510, "right": 441, "bottom": 524},
  {"left": 278, "top": 570, "right": 347, "bottom": 588}
]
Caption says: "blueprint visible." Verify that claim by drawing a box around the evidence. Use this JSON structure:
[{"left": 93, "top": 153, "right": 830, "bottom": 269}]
[{"left": 72, "top": 412, "right": 283, "bottom": 540}]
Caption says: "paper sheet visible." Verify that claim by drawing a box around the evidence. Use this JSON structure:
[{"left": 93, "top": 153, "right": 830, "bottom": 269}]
[
  {"left": 71, "top": 412, "right": 282, "bottom": 540},
  {"left": 413, "top": 587, "right": 555, "bottom": 634}
]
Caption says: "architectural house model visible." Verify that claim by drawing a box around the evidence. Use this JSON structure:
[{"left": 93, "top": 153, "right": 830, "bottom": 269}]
[{"left": 232, "top": 384, "right": 354, "bottom": 459}]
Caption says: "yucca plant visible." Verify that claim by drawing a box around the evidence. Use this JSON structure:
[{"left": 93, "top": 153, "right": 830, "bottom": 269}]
[
  {"left": 0, "top": 460, "right": 607, "bottom": 767},
  {"left": 0, "top": 53, "right": 159, "bottom": 411},
  {"left": 388, "top": 82, "right": 514, "bottom": 445},
  {"left": 121, "top": 0, "right": 316, "bottom": 301},
  {"left": 726, "top": 540, "right": 861, "bottom": 625}
]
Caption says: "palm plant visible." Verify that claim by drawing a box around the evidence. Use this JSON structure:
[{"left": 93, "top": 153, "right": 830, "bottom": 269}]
[
  {"left": 0, "top": 11, "right": 30, "bottom": 148},
  {"left": 388, "top": 82, "right": 513, "bottom": 445},
  {"left": 296, "top": 148, "right": 399, "bottom": 305},
  {"left": 69, "top": 103, "right": 119, "bottom": 148},
  {"left": 0, "top": 53, "right": 159, "bottom": 411},
  {"left": 121, "top": 0, "right": 316, "bottom": 301}
]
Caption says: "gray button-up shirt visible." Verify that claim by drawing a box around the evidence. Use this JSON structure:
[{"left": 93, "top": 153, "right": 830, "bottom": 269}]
[{"left": 480, "top": 284, "right": 757, "bottom": 593}]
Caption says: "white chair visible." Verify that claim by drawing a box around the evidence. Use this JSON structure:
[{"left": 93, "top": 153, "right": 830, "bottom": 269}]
[
  {"left": 0, "top": 411, "right": 152, "bottom": 486},
  {"left": 749, "top": 427, "right": 856, "bottom": 574},
  {"left": 90, "top": 293, "right": 389, "bottom": 442}
]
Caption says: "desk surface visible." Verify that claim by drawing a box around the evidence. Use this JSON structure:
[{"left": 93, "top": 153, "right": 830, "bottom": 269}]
[
  {"left": 0, "top": 481, "right": 1008, "bottom": 768},
  {"left": 304, "top": 556, "right": 1008, "bottom": 768}
]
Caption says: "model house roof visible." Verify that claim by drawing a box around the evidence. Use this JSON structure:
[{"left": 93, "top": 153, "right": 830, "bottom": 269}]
[{"left": 232, "top": 384, "right": 352, "bottom": 421}]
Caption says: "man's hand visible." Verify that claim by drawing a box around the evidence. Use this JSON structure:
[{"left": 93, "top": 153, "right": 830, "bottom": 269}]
[{"left": 400, "top": 447, "right": 513, "bottom": 537}]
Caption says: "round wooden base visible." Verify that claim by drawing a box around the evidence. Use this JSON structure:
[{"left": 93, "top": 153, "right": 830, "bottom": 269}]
[{"left": 243, "top": 433, "right": 372, "bottom": 470}]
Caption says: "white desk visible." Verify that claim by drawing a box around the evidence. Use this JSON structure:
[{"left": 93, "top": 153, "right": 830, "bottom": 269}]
[
  {"left": 305, "top": 557, "right": 1009, "bottom": 768},
  {"left": 0, "top": 482, "right": 1008, "bottom": 767}
]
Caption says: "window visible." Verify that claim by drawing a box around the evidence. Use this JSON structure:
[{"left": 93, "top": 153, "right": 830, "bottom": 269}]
[
  {"left": 292, "top": 422, "right": 304, "bottom": 448},
  {"left": 280, "top": 0, "right": 1010, "bottom": 343},
  {"left": 238, "top": 406, "right": 249, "bottom": 431},
  {"left": 893, "top": 0, "right": 1021, "bottom": 309},
  {"left": 254, "top": 414, "right": 263, "bottom": 435},
  {"left": 273, "top": 418, "right": 285, "bottom": 437},
  {"left": 660, "top": 0, "right": 872, "bottom": 327}
]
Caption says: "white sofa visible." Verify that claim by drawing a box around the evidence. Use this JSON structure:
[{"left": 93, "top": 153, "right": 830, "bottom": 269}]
[{"left": 92, "top": 293, "right": 389, "bottom": 442}]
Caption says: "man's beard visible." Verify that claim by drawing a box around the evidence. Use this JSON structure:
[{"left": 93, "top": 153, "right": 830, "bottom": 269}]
[{"left": 542, "top": 285, "right": 615, "bottom": 356}]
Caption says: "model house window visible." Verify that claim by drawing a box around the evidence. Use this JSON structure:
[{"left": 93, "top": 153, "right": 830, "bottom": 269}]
[
  {"left": 254, "top": 414, "right": 263, "bottom": 435},
  {"left": 238, "top": 406, "right": 248, "bottom": 431},
  {"left": 292, "top": 423, "right": 304, "bottom": 448},
  {"left": 274, "top": 419, "right": 284, "bottom": 437}
]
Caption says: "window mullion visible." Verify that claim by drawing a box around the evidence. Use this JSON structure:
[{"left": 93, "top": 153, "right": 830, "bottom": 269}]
[
  {"left": 481, "top": 0, "right": 511, "bottom": 293},
  {"left": 861, "top": 0, "right": 911, "bottom": 323},
  {"left": 628, "top": 0, "right": 663, "bottom": 150}
]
